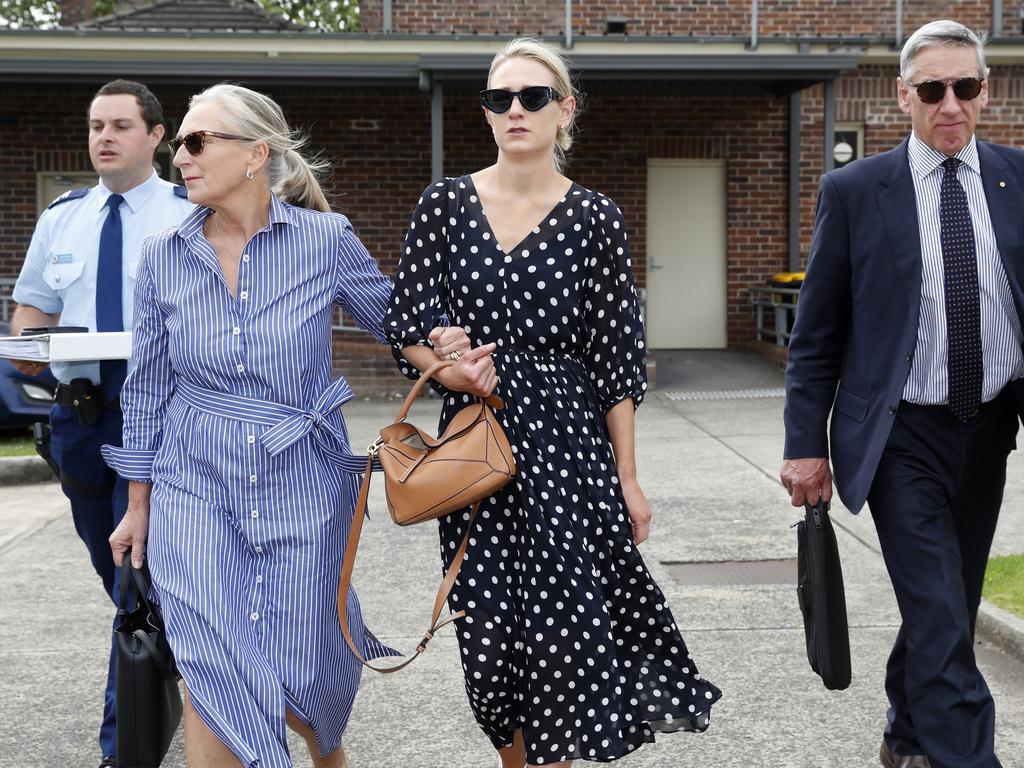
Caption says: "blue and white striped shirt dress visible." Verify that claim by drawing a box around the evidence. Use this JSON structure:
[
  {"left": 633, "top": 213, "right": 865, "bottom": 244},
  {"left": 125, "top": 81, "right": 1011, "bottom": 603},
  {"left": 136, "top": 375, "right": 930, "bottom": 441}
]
[{"left": 103, "top": 197, "right": 395, "bottom": 767}]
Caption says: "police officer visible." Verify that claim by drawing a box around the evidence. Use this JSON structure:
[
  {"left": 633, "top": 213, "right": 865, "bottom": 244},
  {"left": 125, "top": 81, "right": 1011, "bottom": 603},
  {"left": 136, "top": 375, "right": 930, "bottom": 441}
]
[{"left": 10, "top": 80, "right": 192, "bottom": 768}]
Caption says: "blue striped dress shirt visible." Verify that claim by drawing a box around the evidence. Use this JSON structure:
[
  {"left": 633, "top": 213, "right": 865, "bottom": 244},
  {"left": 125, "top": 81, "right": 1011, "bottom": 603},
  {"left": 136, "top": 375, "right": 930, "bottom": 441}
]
[
  {"left": 903, "top": 132, "right": 1024, "bottom": 404},
  {"left": 102, "top": 197, "right": 395, "bottom": 767}
]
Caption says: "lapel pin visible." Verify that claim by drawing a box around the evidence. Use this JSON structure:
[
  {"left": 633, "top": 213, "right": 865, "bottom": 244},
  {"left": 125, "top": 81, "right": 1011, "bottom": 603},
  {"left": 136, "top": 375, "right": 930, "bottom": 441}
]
[{"left": 999, "top": 180, "right": 1007, "bottom": 188}]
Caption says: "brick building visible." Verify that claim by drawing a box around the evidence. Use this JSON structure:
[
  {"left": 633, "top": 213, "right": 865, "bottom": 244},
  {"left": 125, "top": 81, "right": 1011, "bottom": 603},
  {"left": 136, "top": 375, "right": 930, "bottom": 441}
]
[{"left": 0, "top": 0, "right": 1022, "bottom": 392}]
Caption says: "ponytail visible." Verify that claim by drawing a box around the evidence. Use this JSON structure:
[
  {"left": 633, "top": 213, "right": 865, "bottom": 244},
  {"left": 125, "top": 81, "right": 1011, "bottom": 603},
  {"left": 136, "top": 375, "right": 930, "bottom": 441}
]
[{"left": 276, "top": 148, "right": 330, "bottom": 213}]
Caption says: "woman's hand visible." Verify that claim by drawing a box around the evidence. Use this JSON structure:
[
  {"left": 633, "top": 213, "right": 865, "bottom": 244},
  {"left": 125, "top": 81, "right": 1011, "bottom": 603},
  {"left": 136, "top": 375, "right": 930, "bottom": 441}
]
[
  {"left": 621, "top": 479, "right": 652, "bottom": 545},
  {"left": 429, "top": 326, "right": 472, "bottom": 360},
  {"left": 110, "top": 481, "right": 152, "bottom": 569},
  {"left": 435, "top": 342, "right": 499, "bottom": 397}
]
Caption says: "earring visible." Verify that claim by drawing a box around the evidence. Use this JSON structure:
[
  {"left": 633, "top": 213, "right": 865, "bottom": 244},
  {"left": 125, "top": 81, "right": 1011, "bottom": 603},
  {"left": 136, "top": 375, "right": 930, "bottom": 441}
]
[{"left": 245, "top": 168, "right": 255, "bottom": 180}]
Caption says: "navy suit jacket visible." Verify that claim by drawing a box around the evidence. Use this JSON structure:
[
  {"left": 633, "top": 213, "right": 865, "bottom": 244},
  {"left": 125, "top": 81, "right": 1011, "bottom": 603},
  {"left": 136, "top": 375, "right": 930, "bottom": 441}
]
[{"left": 784, "top": 137, "right": 1024, "bottom": 514}]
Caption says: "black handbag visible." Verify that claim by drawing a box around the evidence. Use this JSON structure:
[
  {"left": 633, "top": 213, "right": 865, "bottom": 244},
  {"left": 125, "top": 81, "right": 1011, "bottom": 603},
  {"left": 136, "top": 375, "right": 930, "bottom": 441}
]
[
  {"left": 115, "top": 557, "right": 183, "bottom": 767},
  {"left": 795, "top": 500, "right": 852, "bottom": 690}
]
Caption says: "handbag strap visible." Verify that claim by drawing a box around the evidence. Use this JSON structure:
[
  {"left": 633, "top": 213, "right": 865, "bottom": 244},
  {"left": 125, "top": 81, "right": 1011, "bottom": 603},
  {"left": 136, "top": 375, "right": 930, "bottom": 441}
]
[
  {"left": 338, "top": 454, "right": 479, "bottom": 673},
  {"left": 393, "top": 360, "right": 504, "bottom": 426}
]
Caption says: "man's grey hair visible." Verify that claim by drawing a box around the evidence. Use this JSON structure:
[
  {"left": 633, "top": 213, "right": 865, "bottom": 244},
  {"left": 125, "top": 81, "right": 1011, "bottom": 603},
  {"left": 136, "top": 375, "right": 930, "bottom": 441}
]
[{"left": 900, "top": 20, "right": 988, "bottom": 80}]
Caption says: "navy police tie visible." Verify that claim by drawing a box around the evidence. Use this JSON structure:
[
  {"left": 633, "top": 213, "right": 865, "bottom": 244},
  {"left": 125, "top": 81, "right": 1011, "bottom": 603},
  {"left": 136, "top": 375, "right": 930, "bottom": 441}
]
[
  {"left": 96, "top": 193, "right": 127, "bottom": 402},
  {"left": 940, "top": 158, "right": 983, "bottom": 421}
]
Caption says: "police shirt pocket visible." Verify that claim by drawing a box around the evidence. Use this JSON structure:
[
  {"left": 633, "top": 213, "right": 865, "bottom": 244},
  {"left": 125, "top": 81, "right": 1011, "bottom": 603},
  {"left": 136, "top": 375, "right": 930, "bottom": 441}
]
[
  {"left": 834, "top": 386, "right": 869, "bottom": 423},
  {"left": 42, "top": 260, "right": 86, "bottom": 291}
]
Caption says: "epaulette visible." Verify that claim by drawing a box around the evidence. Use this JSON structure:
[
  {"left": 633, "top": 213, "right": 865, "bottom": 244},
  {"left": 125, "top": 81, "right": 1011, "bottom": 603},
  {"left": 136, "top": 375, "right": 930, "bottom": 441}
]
[
  {"left": 173, "top": 185, "right": 188, "bottom": 199},
  {"left": 47, "top": 187, "right": 90, "bottom": 210}
]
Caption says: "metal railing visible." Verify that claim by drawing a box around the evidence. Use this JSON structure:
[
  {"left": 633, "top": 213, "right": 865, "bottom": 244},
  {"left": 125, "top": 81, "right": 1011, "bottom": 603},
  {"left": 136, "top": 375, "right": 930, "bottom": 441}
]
[{"left": 749, "top": 284, "right": 800, "bottom": 347}]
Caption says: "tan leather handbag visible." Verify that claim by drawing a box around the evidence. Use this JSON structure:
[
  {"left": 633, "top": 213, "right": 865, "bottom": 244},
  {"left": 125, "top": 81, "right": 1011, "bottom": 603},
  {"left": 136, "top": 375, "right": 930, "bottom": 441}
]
[{"left": 338, "top": 359, "right": 516, "bottom": 672}]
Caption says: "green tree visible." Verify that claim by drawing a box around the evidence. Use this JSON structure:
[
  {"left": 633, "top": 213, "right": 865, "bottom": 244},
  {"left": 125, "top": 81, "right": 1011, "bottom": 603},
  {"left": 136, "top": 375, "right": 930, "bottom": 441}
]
[
  {"left": 254, "top": 0, "right": 359, "bottom": 31},
  {"left": 0, "top": 0, "right": 60, "bottom": 28}
]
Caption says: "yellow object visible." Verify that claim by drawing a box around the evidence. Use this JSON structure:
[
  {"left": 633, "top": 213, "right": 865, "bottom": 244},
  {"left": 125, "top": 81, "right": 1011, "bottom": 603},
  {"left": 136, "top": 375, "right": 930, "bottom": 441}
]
[{"left": 771, "top": 271, "right": 805, "bottom": 283}]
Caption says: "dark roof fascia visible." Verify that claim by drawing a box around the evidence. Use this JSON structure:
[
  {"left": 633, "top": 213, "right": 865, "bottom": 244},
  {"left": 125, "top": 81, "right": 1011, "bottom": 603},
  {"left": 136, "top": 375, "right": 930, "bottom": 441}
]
[
  {"left": 424, "top": 53, "right": 860, "bottom": 83},
  {"left": 0, "top": 57, "right": 420, "bottom": 85}
]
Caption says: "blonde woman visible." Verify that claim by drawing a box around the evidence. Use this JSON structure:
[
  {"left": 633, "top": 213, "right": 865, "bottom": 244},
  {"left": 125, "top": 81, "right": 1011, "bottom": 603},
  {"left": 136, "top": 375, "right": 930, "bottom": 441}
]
[
  {"left": 387, "top": 39, "right": 721, "bottom": 767},
  {"left": 103, "top": 84, "right": 463, "bottom": 767}
]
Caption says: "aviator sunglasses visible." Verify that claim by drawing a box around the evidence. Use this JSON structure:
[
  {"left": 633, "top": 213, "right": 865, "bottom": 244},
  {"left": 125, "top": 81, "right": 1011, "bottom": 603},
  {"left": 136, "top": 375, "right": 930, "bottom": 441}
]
[
  {"left": 480, "top": 86, "right": 563, "bottom": 114},
  {"left": 168, "top": 130, "right": 254, "bottom": 156},
  {"left": 906, "top": 77, "right": 984, "bottom": 104}
]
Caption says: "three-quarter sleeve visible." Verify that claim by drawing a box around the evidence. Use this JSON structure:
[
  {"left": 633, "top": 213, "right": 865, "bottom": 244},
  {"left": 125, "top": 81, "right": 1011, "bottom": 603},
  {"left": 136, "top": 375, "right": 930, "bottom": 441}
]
[
  {"left": 101, "top": 239, "right": 174, "bottom": 481},
  {"left": 384, "top": 180, "right": 452, "bottom": 381},
  {"left": 333, "top": 220, "right": 392, "bottom": 344},
  {"left": 582, "top": 194, "right": 648, "bottom": 414}
]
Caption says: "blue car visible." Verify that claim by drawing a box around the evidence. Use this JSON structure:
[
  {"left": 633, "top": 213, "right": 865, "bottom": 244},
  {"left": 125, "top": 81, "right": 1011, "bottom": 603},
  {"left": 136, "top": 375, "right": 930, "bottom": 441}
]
[{"left": 0, "top": 322, "right": 56, "bottom": 429}]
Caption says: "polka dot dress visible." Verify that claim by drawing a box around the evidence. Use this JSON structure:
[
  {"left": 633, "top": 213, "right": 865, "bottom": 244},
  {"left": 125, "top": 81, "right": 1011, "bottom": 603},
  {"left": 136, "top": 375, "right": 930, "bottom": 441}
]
[{"left": 385, "top": 176, "right": 721, "bottom": 764}]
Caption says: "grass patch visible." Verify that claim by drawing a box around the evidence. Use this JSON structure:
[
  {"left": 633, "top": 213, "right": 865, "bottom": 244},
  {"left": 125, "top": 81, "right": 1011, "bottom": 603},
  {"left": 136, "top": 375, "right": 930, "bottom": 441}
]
[
  {"left": 984, "top": 554, "right": 1024, "bottom": 618},
  {"left": 0, "top": 429, "right": 35, "bottom": 457}
]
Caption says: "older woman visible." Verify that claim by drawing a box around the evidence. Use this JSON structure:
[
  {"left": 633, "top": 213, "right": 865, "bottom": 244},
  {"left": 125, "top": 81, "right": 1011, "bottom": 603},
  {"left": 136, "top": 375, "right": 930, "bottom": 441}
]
[
  {"left": 103, "top": 84, "right": 463, "bottom": 767},
  {"left": 387, "top": 39, "right": 721, "bottom": 767}
]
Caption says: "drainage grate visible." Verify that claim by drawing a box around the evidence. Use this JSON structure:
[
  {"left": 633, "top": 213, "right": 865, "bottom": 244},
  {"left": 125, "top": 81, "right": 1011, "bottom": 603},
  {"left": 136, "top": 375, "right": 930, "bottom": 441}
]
[
  {"left": 661, "top": 388, "right": 786, "bottom": 401},
  {"left": 663, "top": 559, "right": 797, "bottom": 586}
]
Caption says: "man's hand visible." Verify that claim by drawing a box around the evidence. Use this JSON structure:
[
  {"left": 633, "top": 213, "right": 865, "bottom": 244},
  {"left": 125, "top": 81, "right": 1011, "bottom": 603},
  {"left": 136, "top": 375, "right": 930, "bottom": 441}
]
[
  {"left": 780, "top": 457, "right": 833, "bottom": 507},
  {"left": 435, "top": 342, "right": 498, "bottom": 397},
  {"left": 9, "top": 359, "right": 49, "bottom": 377},
  {"left": 429, "top": 326, "right": 472, "bottom": 359}
]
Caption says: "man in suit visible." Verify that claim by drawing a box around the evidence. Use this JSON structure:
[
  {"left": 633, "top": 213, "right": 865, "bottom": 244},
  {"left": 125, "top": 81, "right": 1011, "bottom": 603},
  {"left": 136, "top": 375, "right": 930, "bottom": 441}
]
[{"left": 781, "top": 19, "right": 1021, "bottom": 768}]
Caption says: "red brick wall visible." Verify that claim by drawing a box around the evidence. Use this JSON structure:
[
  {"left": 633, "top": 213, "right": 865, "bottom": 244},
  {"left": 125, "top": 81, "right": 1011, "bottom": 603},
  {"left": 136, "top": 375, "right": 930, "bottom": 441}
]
[
  {"left": 360, "top": 0, "right": 1019, "bottom": 38},
  {"left": 5, "top": 63, "right": 1024, "bottom": 386}
]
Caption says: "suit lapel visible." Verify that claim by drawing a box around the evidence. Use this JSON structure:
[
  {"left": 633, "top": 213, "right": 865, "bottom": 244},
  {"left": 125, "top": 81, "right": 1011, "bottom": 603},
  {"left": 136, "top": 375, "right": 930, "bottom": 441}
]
[
  {"left": 878, "top": 140, "right": 922, "bottom": 312},
  {"left": 978, "top": 142, "right": 1022, "bottom": 305}
]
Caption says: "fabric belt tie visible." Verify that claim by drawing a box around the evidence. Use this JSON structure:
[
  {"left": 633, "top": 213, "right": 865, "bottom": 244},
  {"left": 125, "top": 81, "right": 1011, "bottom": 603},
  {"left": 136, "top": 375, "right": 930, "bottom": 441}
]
[{"left": 175, "top": 377, "right": 378, "bottom": 474}]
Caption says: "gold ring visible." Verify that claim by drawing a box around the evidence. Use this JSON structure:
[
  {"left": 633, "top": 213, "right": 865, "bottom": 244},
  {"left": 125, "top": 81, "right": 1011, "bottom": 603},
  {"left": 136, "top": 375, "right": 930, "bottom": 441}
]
[{"left": 449, "top": 351, "right": 461, "bottom": 361}]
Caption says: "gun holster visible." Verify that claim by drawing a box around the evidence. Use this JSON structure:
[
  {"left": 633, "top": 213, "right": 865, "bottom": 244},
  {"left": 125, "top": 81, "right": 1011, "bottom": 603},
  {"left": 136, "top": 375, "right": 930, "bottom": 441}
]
[{"left": 54, "top": 378, "right": 104, "bottom": 426}]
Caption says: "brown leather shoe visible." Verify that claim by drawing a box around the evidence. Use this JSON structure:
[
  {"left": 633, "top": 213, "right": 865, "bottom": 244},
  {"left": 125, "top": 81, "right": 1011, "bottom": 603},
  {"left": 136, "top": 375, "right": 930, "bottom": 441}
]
[{"left": 880, "top": 741, "right": 931, "bottom": 768}]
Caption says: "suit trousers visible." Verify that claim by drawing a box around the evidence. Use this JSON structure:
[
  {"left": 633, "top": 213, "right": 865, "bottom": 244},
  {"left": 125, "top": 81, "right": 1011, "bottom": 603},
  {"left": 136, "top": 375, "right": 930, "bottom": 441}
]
[
  {"left": 50, "top": 402, "right": 129, "bottom": 759},
  {"left": 867, "top": 388, "right": 1017, "bottom": 768}
]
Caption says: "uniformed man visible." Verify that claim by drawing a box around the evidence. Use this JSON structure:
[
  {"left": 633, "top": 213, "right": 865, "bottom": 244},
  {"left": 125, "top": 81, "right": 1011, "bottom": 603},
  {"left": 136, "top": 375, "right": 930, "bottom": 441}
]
[{"left": 11, "top": 79, "right": 192, "bottom": 768}]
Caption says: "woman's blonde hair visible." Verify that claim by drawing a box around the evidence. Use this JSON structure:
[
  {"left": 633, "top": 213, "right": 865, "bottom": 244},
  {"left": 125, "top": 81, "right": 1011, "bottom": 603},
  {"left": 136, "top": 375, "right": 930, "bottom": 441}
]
[
  {"left": 487, "top": 37, "right": 580, "bottom": 172},
  {"left": 189, "top": 83, "right": 331, "bottom": 212}
]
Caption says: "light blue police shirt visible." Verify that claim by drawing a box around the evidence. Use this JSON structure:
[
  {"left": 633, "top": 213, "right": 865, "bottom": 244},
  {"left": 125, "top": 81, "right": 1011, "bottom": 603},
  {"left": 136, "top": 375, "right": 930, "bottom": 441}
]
[{"left": 13, "top": 170, "right": 194, "bottom": 385}]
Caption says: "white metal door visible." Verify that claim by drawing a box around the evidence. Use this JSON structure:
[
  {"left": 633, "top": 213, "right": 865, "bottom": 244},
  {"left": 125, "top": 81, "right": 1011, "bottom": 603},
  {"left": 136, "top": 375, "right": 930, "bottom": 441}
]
[{"left": 645, "top": 160, "right": 727, "bottom": 348}]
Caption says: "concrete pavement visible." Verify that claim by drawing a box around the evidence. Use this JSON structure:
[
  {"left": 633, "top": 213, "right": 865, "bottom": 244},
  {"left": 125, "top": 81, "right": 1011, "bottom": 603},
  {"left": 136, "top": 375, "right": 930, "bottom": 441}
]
[{"left": 1, "top": 349, "right": 1022, "bottom": 767}]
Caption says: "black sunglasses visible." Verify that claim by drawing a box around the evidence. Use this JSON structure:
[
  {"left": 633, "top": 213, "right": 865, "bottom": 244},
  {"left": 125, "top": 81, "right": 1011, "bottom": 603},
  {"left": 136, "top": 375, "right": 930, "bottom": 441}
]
[
  {"left": 479, "top": 86, "right": 563, "bottom": 114},
  {"left": 168, "top": 130, "right": 254, "bottom": 156},
  {"left": 906, "top": 77, "right": 984, "bottom": 104}
]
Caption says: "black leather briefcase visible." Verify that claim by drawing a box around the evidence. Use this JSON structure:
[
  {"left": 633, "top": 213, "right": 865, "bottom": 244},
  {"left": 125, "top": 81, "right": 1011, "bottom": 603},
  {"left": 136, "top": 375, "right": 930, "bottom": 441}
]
[
  {"left": 115, "top": 558, "right": 182, "bottom": 767},
  {"left": 795, "top": 500, "right": 852, "bottom": 690}
]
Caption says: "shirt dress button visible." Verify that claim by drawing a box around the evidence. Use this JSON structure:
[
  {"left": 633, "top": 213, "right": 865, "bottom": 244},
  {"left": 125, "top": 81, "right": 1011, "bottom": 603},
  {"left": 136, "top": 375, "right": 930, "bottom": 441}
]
[
  {"left": 236, "top": 363, "right": 245, "bottom": 373},
  {"left": 240, "top": 291, "right": 248, "bottom": 299},
  {"left": 251, "top": 509, "right": 258, "bottom": 518},
  {"left": 255, "top": 574, "right": 263, "bottom": 584},
  {"left": 249, "top": 474, "right": 258, "bottom": 483},
  {"left": 250, "top": 612, "right": 259, "bottom": 622},
  {"left": 233, "top": 327, "right": 241, "bottom": 336},
  {"left": 247, "top": 435, "right": 256, "bottom": 444}
]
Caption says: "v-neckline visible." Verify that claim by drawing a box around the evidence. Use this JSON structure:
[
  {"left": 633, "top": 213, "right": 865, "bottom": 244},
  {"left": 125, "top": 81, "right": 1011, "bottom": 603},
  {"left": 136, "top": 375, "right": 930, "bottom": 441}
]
[{"left": 464, "top": 175, "right": 577, "bottom": 256}]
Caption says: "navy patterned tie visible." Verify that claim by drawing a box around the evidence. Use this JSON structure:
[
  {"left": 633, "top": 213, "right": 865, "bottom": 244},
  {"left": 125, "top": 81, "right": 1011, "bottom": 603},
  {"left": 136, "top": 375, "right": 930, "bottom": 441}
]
[
  {"left": 96, "top": 193, "right": 127, "bottom": 402},
  {"left": 940, "top": 158, "right": 983, "bottom": 421}
]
